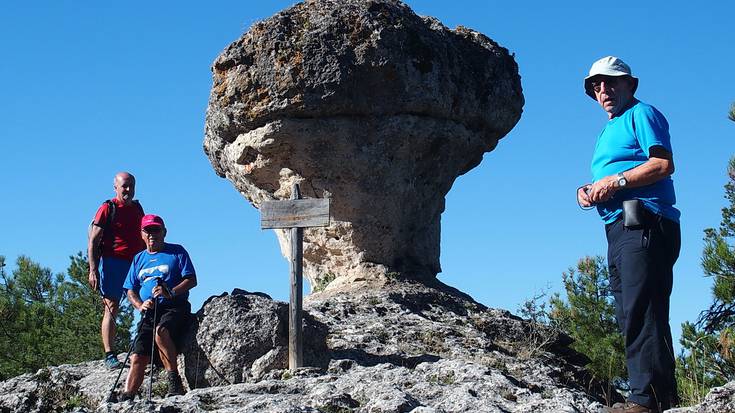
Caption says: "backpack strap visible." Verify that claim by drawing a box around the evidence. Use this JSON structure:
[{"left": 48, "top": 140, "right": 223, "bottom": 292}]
[
  {"left": 99, "top": 199, "right": 143, "bottom": 231},
  {"left": 103, "top": 200, "right": 117, "bottom": 249},
  {"left": 93, "top": 200, "right": 141, "bottom": 252},
  {"left": 103, "top": 200, "right": 117, "bottom": 231},
  {"left": 132, "top": 200, "right": 144, "bottom": 216},
  {"left": 89, "top": 200, "right": 116, "bottom": 255}
]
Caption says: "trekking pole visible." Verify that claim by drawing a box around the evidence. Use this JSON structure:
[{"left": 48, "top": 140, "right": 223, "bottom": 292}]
[
  {"left": 106, "top": 309, "right": 147, "bottom": 403},
  {"left": 146, "top": 297, "right": 158, "bottom": 404}
]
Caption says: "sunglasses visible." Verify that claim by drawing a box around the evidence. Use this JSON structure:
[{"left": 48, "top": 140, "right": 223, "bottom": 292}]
[
  {"left": 142, "top": 226, "right": 163, "bottom": 234},
  {"left": 590, "top": 76, "right": 624, "bottom": 93}
]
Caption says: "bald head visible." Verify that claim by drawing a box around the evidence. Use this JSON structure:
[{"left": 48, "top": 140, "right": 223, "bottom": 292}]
[{"left": 113, "top": 172, "right": 136, "bottom": 204}]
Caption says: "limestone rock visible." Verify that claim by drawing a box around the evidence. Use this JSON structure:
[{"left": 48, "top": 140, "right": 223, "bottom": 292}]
[
  {"left": 0, "top": 360, "right": 124, "bottom": 412},
  {"left": 249, "top": 346, "right": 288, "bottom": 381},
  {"left": 0, "top": 281, "right": 621, "bottom": 412},
  {"left": 668, "top": 380, "right": 735, "bottom": 412},
  {"left": 179, "top": 289, "right": 328, "bottom": 387},
  {"left": 203, "top": 0, "right": 524, "bottom": 290}
]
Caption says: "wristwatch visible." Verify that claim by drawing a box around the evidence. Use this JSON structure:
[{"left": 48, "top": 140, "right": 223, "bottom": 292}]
[{"left": 616, "top": 172, "right": 627, "bottom": 188}]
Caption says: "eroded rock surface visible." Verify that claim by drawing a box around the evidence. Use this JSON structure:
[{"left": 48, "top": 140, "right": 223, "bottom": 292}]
[
  {"left": 204, "top": 0, "right": 524, "bottom": 289},
  {"left": 668, "top": 381, "right": 735, "bottom": 413},
  {"left": 178, "top": 289, "right": 329, "bottom": 387},
  {"left": 0, "top": 281, "right": 619, "bottom": 412}
]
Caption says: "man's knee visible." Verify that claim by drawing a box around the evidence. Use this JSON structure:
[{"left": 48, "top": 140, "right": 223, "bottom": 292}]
[
  {"left": 102, "top": 298, "right": 120, "bottom": 317},
  {"left": 130, "top": 353, "right": 150, "bottom": 367},
  {"left": 155, "top": 326, "right": 174, "bottom": 345}
]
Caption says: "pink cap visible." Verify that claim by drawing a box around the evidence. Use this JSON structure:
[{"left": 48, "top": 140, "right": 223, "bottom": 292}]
[{"left": 141, "top": 214, "right": 165, "bottom": 229}]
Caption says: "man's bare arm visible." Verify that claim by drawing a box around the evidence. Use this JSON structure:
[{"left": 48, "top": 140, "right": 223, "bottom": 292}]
[
  {"left": 619, "top": 146, "right": 674, "bottom": 188},
  {"left": 127, "top": 288, "right": 152, "bottom": 313},
  {"left": 87, "top": 225, "right": 104, "bottom": 291},
  {"left": 588, "top": 146, "right": 674, "bottom": 204}
]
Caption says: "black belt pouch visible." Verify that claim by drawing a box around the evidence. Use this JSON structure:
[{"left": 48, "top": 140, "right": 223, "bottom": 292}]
[{"left": 622, "top": 199, "right": 646, "bottom": 229}]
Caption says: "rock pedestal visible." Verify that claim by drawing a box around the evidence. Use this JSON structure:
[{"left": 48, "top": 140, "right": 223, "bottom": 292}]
[{"left": 204, "top": 0, "right": 524, "bottom": 290}]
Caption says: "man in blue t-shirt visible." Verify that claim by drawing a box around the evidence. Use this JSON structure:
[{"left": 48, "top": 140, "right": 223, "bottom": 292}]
[
  {"left": 117, "top": 214, "right": 197, "bottom": 401},
  {"left": 577, "top": 57, "right": 680, "bottom": 413}
]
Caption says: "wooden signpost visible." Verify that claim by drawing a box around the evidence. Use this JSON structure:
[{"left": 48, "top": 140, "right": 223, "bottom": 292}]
[{"left": 260, "top": 183, "right": 330, "bottom": 370}]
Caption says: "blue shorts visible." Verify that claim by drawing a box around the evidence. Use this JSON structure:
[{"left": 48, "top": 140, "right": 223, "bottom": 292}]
[{"left": 100, "top": 256, "right": 132, "bottom": 301}]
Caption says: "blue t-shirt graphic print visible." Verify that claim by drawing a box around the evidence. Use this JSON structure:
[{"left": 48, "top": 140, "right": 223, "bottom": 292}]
[{"left": 123, "top": 243, "right": 196, "bottom": 305}]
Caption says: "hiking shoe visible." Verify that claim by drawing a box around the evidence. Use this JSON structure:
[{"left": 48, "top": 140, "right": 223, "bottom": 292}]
[
  {"left": 165, "top": 370, "right": 185, "bottom": 397},
  {"left": 104, "top": 354, "right": 122, "bottom": 370},
  {"left": 603, "top": 401, "right": 659, "bottom": 413},
  {"left": 117, "top": 391, "right": 136, "bottom": 402}
]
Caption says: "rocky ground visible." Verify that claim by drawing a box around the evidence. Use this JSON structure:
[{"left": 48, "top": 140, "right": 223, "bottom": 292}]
[
  {"left": 0, "top": 278, "right": 623, "bottom": 412},
  {"left": 668, "top": 381, "right": 735, "bottom": 413},
  {"left": 3, "top": 278, "right": 733, "bottom": 412}
]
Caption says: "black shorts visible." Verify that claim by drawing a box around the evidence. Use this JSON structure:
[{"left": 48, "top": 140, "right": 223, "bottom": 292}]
[{"left": 132, "top": 302, "right": 191, "bottom": 356}]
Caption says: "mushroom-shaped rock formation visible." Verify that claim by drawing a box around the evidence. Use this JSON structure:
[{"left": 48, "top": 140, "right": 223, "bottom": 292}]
[{"left": 204, "top": 0, "right": 524, "bottom": 290}]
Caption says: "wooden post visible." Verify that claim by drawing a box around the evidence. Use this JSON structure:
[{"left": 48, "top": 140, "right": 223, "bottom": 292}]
[
  {"left": 289, "top": 183, "right": 303, "bottom": 370},
  {"left": 259, "top": 183, "right": 330, "bottom": 372}
]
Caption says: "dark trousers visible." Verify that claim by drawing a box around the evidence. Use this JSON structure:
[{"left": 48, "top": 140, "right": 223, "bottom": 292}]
[{"left": 605, "top": 213, "right": 680, "bottom": 410}]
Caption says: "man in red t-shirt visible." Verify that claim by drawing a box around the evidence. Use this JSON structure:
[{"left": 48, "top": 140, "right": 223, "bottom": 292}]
[{"left": 88, "top": 171, "right": 146, "bottom": 369}]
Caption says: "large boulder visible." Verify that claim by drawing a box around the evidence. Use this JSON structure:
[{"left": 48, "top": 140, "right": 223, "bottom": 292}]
[
  {"left": 179, "top": 289, "right": 328, "bottom": 388},
  {"left": 204, "top": 0, "right": 524, "bottom": 290}
]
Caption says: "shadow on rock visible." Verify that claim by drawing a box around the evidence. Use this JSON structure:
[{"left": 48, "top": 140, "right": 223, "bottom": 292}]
[{"left": 329, "top": 350, "right": 440, "bottom": 370}]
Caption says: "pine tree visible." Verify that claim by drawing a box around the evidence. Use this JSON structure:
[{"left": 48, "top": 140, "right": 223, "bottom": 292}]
[
  {"left": 677, "top": 321, "right": 732, "bottom": 405},
  {"left": 0, "top": 253, "right": 133, "bottom": 380},
  {"left": 676, "top": 105, "right": 735, "bottom": 405},
  {"left": 699, "top": 156, "right": 735, "bottom": 331},
  {"left": 547, "top": 256, "right": 627, "bottom": 404}
]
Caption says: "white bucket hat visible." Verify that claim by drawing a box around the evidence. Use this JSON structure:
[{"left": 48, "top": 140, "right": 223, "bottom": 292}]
[{"left": 584, "top": 56, "right": 639, "bottom": 100}]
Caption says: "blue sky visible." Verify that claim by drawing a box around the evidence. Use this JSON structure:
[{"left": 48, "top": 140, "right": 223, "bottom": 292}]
[{"left": 1, "top": 1, "right": 733, "bottom": 354}]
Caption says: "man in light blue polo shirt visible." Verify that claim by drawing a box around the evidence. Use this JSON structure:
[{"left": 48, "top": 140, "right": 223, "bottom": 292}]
[{"left": 577, "top": 56, "right": 680, "bottom": 413}]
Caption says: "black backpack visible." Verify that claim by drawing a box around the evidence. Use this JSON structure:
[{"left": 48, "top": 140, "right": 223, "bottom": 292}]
[{"left": 88, "top": 200, "right": 144, "bottom": 253}]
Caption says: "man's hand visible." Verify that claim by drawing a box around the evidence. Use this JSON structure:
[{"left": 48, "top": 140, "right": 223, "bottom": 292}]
[
  {"left": 88, "top": 269, "right": 100, "bottom": 291},
  {"left": 152, "top": 284, "right": 173, "bottom": 300},
  {"left": 588, "top": 176, "right": 618, "bottom": 203},
  {"left": 577, "top": 184, "right": 593, "bottom": 207},
  {"left": 140, "top": 299, "right": 154, "bottom": 313}
]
